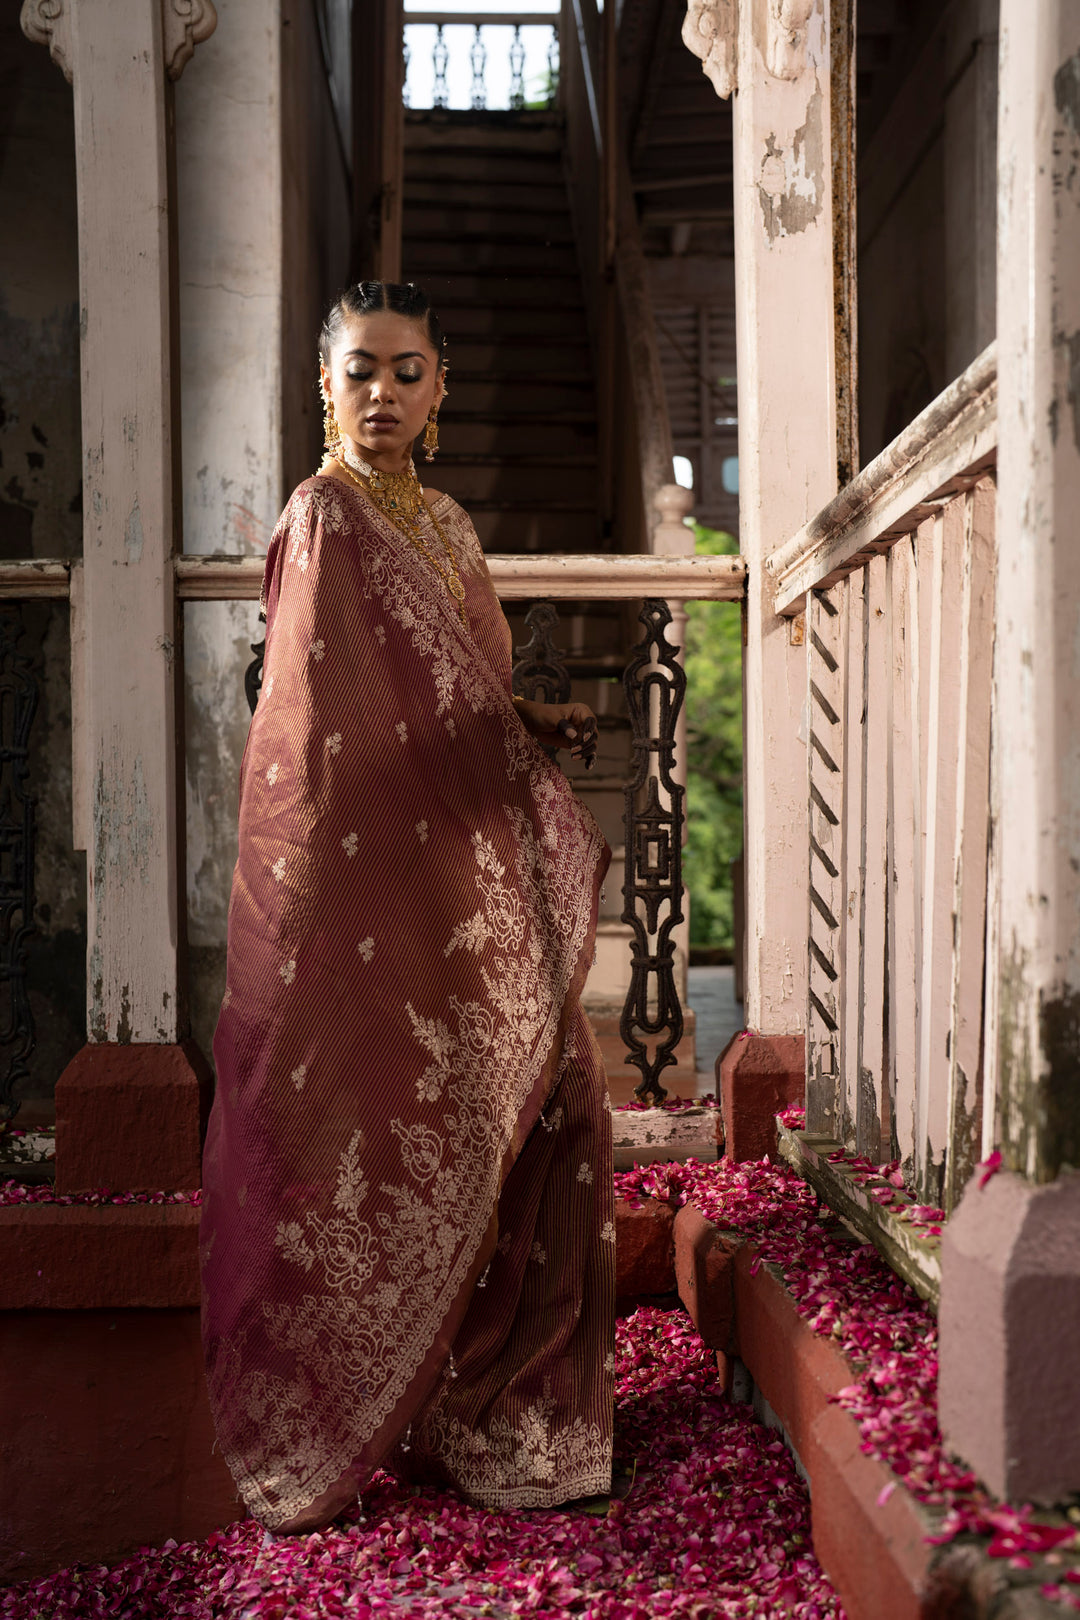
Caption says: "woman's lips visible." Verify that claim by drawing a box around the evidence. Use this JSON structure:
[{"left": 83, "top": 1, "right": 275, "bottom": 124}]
[{"left": 366, "top": 415, "right": 399, "bottom": 429}]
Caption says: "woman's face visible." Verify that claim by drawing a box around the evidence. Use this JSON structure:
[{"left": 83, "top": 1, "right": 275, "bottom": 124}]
[{"left": 321, "top": 310, "right": 444, "bottom": 472}]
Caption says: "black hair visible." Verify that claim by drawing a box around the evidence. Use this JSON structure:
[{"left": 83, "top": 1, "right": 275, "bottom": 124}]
[{"left": 318, "top": 280, "right": 446, "bottom": 366}]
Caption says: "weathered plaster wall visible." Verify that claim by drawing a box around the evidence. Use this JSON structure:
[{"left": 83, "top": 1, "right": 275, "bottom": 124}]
[
  {"left": 176, "top": 0, "right": 351, "bottom": 1066},
  {"left": 0, "top": 15, "right": 86, "bottom": 1095},
  {"left": 175, "top": 1, "right": 284, "bottom": 1068}
]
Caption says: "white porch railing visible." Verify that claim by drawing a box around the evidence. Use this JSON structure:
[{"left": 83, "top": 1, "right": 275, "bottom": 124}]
[{"left": 769, "top": 344, "right": 998, "bottom": 1217}]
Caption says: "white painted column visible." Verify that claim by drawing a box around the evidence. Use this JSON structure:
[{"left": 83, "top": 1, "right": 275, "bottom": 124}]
[
  {"left": 990, "top": 0, "right": 1080, "bottom": 1181},
  {"left": 20, "top": 0, "right": 216, "bottom": 1047},
  {"left": 728, "top": 0, "right": 839, "bottom": 1034},
  {"left": 938, "top": 0, "right": 1080, "bottom": 1509}
]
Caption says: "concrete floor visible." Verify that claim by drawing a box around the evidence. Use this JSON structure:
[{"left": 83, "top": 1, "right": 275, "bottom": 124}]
[{"left": 687, "top": 964, "right": 744, "bottom": 1094}]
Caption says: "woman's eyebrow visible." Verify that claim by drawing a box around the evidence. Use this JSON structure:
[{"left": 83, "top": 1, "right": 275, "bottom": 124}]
[{"left": 342, "top": 349, "right": 426, "bottom": 362}]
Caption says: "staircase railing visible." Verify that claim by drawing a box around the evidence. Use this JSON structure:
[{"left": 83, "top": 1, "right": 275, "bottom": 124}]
[{"left": 403, "top": 13, "right": 560, "bottom": 112}]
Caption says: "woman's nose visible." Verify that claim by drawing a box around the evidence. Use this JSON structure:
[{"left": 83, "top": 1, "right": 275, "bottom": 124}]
[{"left": 370, "top": 371, "right": 395, "bottom": 402}]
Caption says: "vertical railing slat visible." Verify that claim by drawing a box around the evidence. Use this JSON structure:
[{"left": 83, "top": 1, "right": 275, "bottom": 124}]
[
  {"left": 916, "top": 502, "right": 967, "bottom": 1202},
  {"left": 886, "top": 535, "right": 920, "bottom": 1168},
  {"left": 840, "top": 569, "right": 865, "bottom": 1150},
  {"left": 944, "top": 477, "right": 997, "bottom": 1210},
  {"left": 856, "top": 553, "right": 889, "bottom": 1160}
]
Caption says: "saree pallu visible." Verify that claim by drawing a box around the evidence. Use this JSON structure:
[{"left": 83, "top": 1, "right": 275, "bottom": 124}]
[{"left": 201, "top": 476, "right": 614, "bottom": 1529}]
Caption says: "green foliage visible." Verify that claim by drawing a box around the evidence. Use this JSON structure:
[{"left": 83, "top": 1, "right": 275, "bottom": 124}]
[{"left": 683, "top": 524, "right": 743, "bottom": 949}]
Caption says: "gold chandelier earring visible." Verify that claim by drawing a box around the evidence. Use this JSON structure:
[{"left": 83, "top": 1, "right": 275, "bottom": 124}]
[
  {"left": 319, "top": 374, "right": 342, "bottom": 459},
  {"left": 423, "top": 403, "right": 440, "bottom": 463}
]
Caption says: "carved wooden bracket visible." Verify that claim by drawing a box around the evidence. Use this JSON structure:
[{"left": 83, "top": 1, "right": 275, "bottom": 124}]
[
  {"left": 765, "top": 0, "right": 815, "bottom": 81},
  {"left": 20, "top": 0, "right": 217, "bottom": 83},
  {"left": 681, "top": 0, "right": 737, "bottom": 101}
]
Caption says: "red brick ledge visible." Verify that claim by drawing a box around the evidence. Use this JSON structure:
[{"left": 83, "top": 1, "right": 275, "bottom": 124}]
[
  {"left": 616, "top": 1195, "right": 1064, "bottom": 1620},
  {"left": 0, "top": 1204, "right": 200, "bottom": 1309}
]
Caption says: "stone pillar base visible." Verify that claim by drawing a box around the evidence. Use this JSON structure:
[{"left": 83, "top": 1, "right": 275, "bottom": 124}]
[
  {"left": 939, "top": 1166, "right": 1080, "bottom": 1504},
  {"left": 55, "top": 1041, "right": 212, "bottom": 1193},
  {"left": 717, "top": 1032, "right": 805, "bottom": 1162}
]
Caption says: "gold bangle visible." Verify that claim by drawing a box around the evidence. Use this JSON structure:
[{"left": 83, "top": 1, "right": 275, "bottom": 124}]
[{"left": 511, "top": 693, "right": 526, "bottom": 707}]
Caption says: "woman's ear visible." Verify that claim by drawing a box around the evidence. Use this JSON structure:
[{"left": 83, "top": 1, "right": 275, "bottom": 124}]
[
  {"left": 319, "top": 360, "right": 332, "bottom": 401},
  {"left": 434, "top": 366, "right": 447, "bottom": 410}
]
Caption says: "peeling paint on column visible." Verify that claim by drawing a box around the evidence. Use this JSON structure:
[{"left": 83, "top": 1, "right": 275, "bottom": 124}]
[
  {"left": 757, "top": 84, "right": 825, "bottom": 242},
  {"left": 124, "top": 497, "right": 144, "bottom": 564}
]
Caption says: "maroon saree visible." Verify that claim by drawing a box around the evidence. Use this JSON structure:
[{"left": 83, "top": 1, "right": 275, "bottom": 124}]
[{"left": 200, "top": 476, "right": 614, "bottom": 1529}]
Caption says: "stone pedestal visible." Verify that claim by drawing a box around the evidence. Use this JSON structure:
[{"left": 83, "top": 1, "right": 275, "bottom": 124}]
[
  {"left": 717, "top": 1031, "right": 804, "bottom": 1162},
  {"left": 939, "top": 1167, "right": 1080, "bottom": 1504},
  {"left": 55, "top": 1042, "right": 212, "bottom": 1194}
]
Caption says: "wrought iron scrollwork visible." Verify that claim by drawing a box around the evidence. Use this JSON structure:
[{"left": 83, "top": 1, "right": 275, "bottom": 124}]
[
  {"left": 620, "top": 600, "right": 686, "bottom": 1105},
  {"left": 245, "top": 639, "right": 265, "bottom": 715},
  {"left": 511, "top": 601, "right": 570, "bottom": 763},
  {"left": 0, "top": 607, "right": 38, "bottom": 1121}
]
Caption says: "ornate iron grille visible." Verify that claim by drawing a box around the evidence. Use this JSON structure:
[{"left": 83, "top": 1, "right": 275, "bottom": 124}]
[
  {"left": 0, "top": 606, "right": 38, "bottom": 1120},
  {"left": 511, "top": 601, "right": 570, "bottom": 762},
  {"left": 245, "top": 638, "right": 265, "bottom": 715},
  {"left": 620, "top": 600, "right": 686, "bottom": 1105}
]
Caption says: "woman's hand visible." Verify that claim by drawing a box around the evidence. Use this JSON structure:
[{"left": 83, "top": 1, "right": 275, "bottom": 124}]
[{"left": 515, "top": 699, "right": 599, "bottom": 769}]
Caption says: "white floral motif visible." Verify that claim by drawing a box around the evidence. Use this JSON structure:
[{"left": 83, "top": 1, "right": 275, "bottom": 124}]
[
  {"left": 374, "top": 625, "right": 386, "bottom": 643},
  {"left": 280, "top": 958, "right": 296, "bottom": 985},
  {"left": 416, "top": 820, "right": 428, "bottom": 843},
  {"left": 396, "top": 721, "right": 408, "bottom": 745},
  {"left": 275, "top": 1221, "right": 315, "bottom": 1270},
  {"left": 272, "top": 856, "right": 286, "bottom": 883},
  {"left": 530, "top": 1241, "right": 546, "bottom": 1266},
  {"left": 357, "top": 937, "right": 375, "bottom": 963},
  {"left": 342, "top": 832, "right": 358, "bottom": 858},
  {"left": 290, "top": 1065, "right": 306, "bottom": 1091},
  {"left": 600, "top": 1220, "right": 616, "bottom": 1244},
  {"left": 325, "top": 732, "right": 342, "bottom": 755},
  {"left": 417, "top": 1381, "right": 611, "bottom": 1508},
  {"left": 297, "top": 551, "right": 310, "bottom": 573},
  {"left": 266, "top": 762, "right": 280, "bottom": 786},
  {"left": 604, "top": 1353, "right": 617, "bottom": 1375},
  {"left": 222, "top": 986, "right": 232, "bottom": 1009},
  {"left": 577, "top": 1162, "right": 594, "bottom": 1185},
  {"left": 264, "top": 674, "right": 274, "bottom": 698},
  {"left": 496, "top": 1230, "right": 513, "bottom": 1255},
  {"left": 310, "top": 638, "right": 325, "bottom": 661}
]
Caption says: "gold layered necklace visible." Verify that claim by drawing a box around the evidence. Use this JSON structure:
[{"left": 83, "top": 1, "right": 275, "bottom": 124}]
[{"left": 332, "top": 448, "right": 467, "bottom": 628}]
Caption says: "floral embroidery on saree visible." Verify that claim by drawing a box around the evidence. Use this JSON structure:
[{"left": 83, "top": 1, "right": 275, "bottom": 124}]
[{"left": 201, "top": 478, "right": 611, "bottom": 1528}]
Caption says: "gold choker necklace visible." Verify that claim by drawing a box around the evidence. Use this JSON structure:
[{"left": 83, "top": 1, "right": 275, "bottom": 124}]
[
  {"left": 341, "top": 447, "right": 426, "bottom": 526},
  {"left": 331, "top": 455, "right": 468, "bottom": 628}
]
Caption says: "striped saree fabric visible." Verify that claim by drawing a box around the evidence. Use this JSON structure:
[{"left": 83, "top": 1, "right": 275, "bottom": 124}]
[{"left": 200, "top": 476, "right": 615, "bottom": 1531}]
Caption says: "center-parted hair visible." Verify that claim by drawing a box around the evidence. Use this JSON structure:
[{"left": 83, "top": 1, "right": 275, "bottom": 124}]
[{"left": 318, "top": 281, "right": 446, "bottom": 366}]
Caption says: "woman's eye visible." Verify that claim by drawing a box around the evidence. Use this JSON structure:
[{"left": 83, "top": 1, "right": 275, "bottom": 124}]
[
  {"left": 346, "top": 369, "right": 372, "bottom": 381},
  {"left": 396, "top": 370, "right": 421, "bottom": 384}
]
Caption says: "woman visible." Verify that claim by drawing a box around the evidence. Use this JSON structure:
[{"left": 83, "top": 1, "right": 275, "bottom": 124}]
[{"left": 200, "top": 281, "right": 615, "bottom": 1533}]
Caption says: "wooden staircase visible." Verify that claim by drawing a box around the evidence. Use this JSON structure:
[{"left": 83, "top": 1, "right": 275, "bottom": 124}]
[{"left": 401, "top": 110, "right": 604, "bottom": 554}]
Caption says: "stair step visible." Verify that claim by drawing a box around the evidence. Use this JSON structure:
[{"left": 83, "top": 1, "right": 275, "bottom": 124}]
[
  {"left": 405, "top": 152, "right": 566, "bottom": 187},
  {"left": 404, "top": 112, "right": 563, "bottom": 152},
  {"left": 426, "top": 466, "right": 596, "bottom": 507},
  {"left": 437, "top": 451, "right": 596, "bottom": 468},
  {"left": 403, "top": 179, "right": 569, "bottom": 213},
  {"left": 449, "top": 407, "right": 596, "bottom": 425},
  {"left": 405, "top": 239, "right": 581, "bottom": 276},
  {"left": 403, "top": 203, "right": 575, "bottom": 241},
  {"left": 429, "top": 305, "right": 593, "bottom": 341},
  {"left": 428, "top": 273, "right": 585, "bottom": 300},
  {"left": 466, "top": 508, "right": 602, "bottom": 552},
  {"left": 445, "top": 422, "right": 595, "bottom": 459},
  {"left": 447, "top": 344, "right": 590, "bottom": 379},
  {"left": 448, "top": 379, "right": 596, "bottom": 414}
]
